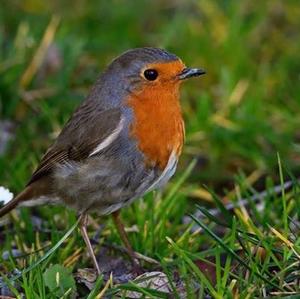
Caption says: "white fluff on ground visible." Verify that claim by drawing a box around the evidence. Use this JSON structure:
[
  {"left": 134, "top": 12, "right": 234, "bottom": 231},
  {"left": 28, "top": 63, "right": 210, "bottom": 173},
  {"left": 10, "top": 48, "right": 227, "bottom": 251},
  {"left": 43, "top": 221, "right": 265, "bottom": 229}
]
[{"left": 0, "top": 186, "right": 14, "bottom": 205}]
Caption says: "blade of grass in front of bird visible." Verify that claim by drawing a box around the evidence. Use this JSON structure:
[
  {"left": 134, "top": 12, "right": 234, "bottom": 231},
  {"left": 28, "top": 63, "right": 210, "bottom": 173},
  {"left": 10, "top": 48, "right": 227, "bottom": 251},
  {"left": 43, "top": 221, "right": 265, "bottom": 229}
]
[
  {"left": 189, "top": 213, "right": 284, "bottom": 292},
  {"left": 166, "top": 236, "right": 221, "bottom": 299},
  {"left": 155, "top": 159, "right": 197, "bottom": 241},
  {"left": 156, "top": 158, "right": 197, "bottom": 221}
]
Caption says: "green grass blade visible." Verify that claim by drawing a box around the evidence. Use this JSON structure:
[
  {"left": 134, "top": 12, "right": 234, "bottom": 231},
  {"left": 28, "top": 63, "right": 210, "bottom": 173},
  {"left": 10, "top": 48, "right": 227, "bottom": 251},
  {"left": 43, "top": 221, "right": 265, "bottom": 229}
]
[
  {"left": 86, "top": 274, "right": 104, "bottom": 299},
  {"left": 190, "top": 213, "right": 284, "bottom": 292},
  {"left": 196, "top": 204, "right": 230, "bottom": 227},
  {"left": 166, "top": 236, "right": 221, "bottom": 299},
  {"left": 204, "top": 186, "right": 233, "bottom": 226}
]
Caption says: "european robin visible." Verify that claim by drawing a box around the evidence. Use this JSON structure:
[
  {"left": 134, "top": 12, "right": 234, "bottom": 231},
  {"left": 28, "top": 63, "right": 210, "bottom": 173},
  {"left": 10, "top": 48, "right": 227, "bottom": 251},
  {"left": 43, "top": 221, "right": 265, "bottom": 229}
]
[{"left": 0, "top": 47, "right": 205, "bottom": 274}]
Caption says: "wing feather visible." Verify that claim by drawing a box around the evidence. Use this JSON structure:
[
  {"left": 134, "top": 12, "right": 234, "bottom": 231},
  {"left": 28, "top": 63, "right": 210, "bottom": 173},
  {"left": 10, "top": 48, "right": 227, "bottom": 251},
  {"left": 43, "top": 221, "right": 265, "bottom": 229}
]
[{"left": 28, "top": 102, "right": 122, "bottom": 185}]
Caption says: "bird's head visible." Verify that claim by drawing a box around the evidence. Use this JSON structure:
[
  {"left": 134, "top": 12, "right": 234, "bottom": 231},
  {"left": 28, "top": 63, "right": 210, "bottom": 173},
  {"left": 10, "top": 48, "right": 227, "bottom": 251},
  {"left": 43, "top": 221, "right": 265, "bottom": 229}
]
[{"left": 104, "top": 47, "right": 205, "bottom": 96}]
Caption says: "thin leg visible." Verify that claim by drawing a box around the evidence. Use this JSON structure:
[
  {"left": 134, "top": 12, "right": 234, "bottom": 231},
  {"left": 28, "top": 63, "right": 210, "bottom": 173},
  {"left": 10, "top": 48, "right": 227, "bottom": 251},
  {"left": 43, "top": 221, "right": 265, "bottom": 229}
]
[
  {"left": 79, "top": 213, "right": 101, "bottom": 275},
  {"left": 112, "top": 211, "right": 140, "bottom": 269}
]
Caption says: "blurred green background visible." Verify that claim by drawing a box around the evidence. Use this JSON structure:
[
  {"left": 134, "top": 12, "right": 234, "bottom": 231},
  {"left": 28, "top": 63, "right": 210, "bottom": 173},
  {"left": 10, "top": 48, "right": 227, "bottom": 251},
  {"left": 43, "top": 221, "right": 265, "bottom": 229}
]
[
  {"left": 1, "top": 0, "right": 300, "bottom": 195},
  {"left": 1, "top": 1, "right": 300, "bottom": 297}
]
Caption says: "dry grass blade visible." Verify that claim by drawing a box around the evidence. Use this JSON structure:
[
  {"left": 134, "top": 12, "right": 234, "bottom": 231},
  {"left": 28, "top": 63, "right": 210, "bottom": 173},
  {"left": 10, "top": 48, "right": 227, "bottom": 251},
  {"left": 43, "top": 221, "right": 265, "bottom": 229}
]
[{"left": 20, "top": 15, "right": 60, "bottom": 89}]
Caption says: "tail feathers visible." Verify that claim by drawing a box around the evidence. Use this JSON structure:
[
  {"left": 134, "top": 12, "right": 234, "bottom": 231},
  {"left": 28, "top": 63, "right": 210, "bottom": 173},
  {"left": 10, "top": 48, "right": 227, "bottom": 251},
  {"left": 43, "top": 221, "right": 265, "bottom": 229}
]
[
  {"left": 0, "top": 186, "right": 33, "bottom": 217},
  {"left": 0, "top": 177, "right": 58, "bottom": 217}
]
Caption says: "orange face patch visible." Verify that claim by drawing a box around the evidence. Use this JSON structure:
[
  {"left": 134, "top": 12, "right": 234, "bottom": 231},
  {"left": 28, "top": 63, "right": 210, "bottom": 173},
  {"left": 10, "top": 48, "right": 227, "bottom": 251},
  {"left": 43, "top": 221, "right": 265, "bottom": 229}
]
[
  {"left": 140, "top": 60, "right": 185, "bottom": 83},
  {"left": 127, "top": 60, "right": 185, "bottom": 170}
]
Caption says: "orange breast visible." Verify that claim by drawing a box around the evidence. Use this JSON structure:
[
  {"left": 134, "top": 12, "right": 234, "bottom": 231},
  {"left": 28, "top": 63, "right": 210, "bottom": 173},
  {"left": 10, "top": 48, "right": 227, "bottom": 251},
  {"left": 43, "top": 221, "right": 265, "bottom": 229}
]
[{"left": 127, "top": 79, "right": 185, "bottom": 170}]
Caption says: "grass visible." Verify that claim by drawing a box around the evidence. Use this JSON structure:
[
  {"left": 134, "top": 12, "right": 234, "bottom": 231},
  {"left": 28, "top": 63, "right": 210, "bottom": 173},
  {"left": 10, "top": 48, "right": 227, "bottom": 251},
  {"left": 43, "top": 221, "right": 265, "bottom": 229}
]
[{"left": 0, "top": 0, "right": 300, "bottom": 298}]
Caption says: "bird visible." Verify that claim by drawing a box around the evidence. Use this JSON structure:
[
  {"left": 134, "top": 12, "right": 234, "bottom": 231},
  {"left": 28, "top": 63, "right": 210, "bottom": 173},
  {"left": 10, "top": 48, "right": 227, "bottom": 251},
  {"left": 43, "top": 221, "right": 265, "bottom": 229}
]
[{"left": 0, "top": 47, "right": 205, "bottom": 274}]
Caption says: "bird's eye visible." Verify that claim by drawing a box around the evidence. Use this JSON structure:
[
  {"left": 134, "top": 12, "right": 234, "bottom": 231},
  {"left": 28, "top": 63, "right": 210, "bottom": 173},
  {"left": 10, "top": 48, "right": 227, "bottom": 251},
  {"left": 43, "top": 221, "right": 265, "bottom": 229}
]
[{"left": 143, "top": 69, "right": 158, "bottom": 81}]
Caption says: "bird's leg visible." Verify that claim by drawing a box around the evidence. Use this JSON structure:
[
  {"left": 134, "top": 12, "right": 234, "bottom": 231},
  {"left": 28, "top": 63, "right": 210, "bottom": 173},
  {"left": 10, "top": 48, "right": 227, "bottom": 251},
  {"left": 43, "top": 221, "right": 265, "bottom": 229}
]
[
  {"left": 112, "top": 211, "right": 141, "bottom": 271},
  {"left": 79, "top": 213, "right": 101, "bottom": 275}
]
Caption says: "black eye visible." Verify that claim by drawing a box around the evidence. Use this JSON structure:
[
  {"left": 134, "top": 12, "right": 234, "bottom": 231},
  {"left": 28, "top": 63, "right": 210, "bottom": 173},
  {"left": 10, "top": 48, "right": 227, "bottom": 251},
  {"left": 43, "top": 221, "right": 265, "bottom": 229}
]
[{"left": 144, "top": 69, "right": 158, "bottom": 81}]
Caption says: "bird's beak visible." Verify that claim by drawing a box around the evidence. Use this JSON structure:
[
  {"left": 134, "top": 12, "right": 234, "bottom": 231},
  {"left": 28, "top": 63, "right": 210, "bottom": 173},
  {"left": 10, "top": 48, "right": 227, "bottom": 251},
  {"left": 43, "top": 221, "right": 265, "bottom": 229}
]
[{"left": 178, "top": 67, "right": 206, "bottom": 80}]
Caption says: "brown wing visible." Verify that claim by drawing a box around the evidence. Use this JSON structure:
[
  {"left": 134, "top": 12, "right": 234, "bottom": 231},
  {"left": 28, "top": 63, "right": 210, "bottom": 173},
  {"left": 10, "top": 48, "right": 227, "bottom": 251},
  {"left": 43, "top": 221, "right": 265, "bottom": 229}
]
[{"left": 27, "top": 102, "right": 122, "bottom": 185}]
